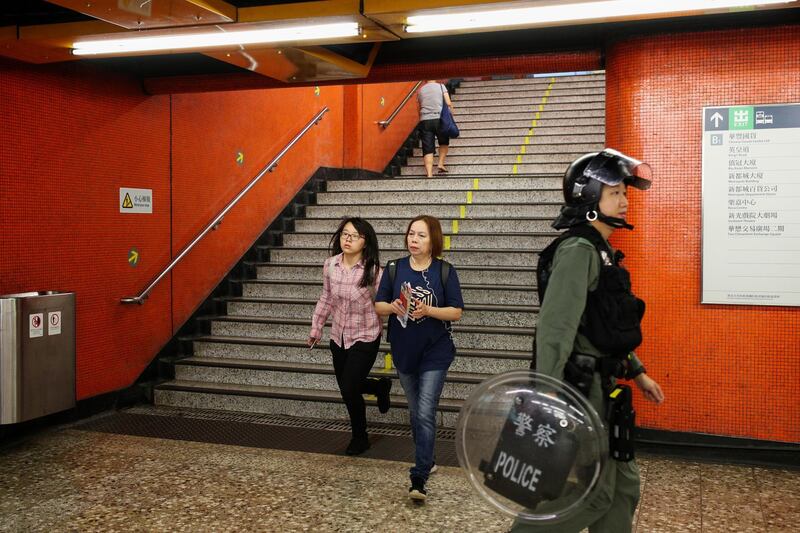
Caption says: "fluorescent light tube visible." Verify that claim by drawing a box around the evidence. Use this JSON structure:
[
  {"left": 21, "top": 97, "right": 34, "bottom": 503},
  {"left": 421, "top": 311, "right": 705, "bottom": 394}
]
[
  {"left": 405, "top": 0, "right": 793, "bottom": 33},
  {"left": 73, "top": 22, "right": 360, "bottom": 56}
]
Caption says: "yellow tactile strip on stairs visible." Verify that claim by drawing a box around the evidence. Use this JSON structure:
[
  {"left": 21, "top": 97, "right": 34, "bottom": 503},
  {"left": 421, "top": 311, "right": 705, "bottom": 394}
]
[
  {"left": 512, "top": 77, "right": 555, "bottom": 175},
  {"left": 449, "top": 177, "right": 482, "bottom": 251}
]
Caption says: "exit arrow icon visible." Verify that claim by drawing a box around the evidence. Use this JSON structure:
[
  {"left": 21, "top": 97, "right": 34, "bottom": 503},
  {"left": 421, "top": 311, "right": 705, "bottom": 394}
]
[
  {"left": 128, "top": 249, "right": 139, "bottom": 266},
  {"left": 710, "top": 112, "right": 723, "bottom": 127},
  {"left": 236, "top": 152, "right": 244, "bottom": 165}
]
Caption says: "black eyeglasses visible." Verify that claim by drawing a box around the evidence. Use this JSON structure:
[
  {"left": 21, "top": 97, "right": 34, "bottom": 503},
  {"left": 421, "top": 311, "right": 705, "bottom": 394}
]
[{"left": 341, "top": 231, "right": 364, "bottom": 241}]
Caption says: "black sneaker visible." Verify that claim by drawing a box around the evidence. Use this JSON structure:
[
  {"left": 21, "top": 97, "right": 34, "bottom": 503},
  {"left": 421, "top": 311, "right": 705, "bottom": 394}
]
[
  {"left": 377, "top": 378, "right": 392, "bottom": 414},
  {"left": 345, "top": 436, "right": 370, "bottom": 456},
  {"left": 409, "top": 476, "right": 427, "bottom": 503}
]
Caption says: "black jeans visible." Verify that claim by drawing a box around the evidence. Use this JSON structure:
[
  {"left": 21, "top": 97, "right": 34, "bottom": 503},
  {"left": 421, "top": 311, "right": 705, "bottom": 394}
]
[
  {"left": 418, "top": 119, "right": 450, "bottom": 155},
  {"left": 330, "top": 335, "right": 382, "bottom": 438}
]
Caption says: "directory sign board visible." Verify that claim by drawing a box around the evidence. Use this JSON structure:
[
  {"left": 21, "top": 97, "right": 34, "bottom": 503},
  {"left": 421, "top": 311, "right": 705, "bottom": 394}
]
[{"left": 701, "top": 103, "right": 800, "bottom": 306}]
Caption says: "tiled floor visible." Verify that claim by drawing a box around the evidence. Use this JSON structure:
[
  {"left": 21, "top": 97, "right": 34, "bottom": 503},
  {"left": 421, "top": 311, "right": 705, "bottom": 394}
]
[{"left": 0, "top": 421, "right": 797, "bottom": 532}]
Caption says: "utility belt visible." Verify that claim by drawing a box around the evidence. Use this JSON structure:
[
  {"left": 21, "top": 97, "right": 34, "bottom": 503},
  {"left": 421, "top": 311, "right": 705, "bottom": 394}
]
[{"left": 564, "top": 353, "right": 635, "bottom": 462}]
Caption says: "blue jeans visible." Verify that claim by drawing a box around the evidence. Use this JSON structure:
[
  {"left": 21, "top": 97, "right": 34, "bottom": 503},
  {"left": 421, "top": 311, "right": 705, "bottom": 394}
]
[{"left": 397, "top": 368, "right": 448, "bottom": 481}]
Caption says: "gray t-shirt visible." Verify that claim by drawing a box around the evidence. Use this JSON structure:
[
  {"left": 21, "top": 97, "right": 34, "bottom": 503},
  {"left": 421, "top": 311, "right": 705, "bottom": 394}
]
[{"left": 418, "top": 82, "right": 446, "bottom": 121}]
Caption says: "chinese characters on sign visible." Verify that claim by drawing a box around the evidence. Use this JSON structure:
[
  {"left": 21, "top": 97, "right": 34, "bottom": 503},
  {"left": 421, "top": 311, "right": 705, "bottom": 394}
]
[
  {"left": 702, "top": 104, "right": 800, "bottom": 306},
  {"left": 119, "top": 187, "right": 153, "bottom": 214}
]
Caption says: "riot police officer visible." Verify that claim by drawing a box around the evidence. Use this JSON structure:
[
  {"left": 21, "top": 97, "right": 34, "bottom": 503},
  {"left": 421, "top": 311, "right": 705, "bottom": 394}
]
[{"left": 511, "top": 149, "right": 665, "bottom": 533}]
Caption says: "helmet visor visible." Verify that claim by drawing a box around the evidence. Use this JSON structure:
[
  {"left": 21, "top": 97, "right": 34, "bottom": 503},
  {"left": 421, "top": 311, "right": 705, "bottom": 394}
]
[{"left": 583, "top": 148, "right": 652, "bottom": 190}]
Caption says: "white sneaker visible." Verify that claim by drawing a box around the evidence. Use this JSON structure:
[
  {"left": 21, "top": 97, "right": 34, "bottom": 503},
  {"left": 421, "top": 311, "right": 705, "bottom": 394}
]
[{"left": 430, "top": 462, "right": 438, "bottom": 474}]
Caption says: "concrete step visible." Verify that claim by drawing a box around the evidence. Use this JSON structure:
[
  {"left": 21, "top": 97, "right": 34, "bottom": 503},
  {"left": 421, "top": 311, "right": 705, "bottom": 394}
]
[
  {"left": 294, "top": 217, "right": 556, "bottom": 234},
  {"left": 456, "top": 113, "right": 605, "bottom": 128},
  {"left": 443, "top": 133, "right": 604, "bottom": 146},
  {"left": 265, "top": 247, "right": 540, "bottom": 267},
  {"left": 315, "top": 189, "right": 562, "bottom": 204},
  {"left": 238, "top": 281, "right": 539, "bottom": 306},
  {"left": 404, "top": 153, "right": 582, "bottom": 166},
  {"left": 154, "top": 380, "right": 463, "bottom": 427},
  {"left": 454, "top": 94, "right": 605, "bottom": 108},
  {"left": 173, "top": 358, "right": 491, "bottom": 402},
  {"left": 303, "top": 203, "right": 561, "bottom": 219},
  {"left": 457, "top": 125, "right": 604, "bottom": 139},
  {"left": 253, "top": 263, "right": 537, "bottom": 287},
  {"left": 283, "top": 231, "right": 556, "bottom": 250},
  {"left": 457, "top": 75, "right": 604, "bottom": 90},
  {"left": 325, "top": 176, "right": 561, "bottom": 191},
  {"left": 456, "top": 102, "right": 604, "bottom": 116},
  {"left": 399, "top": 163, "right": 568, "bottom": 176},
  {"left": 410, "top": 143, "right": 602, "bottom": 157},
  {"left": 208, "top": 316, "right": 535, "bottom": 352},
  {"left": 189, "top": 336, "right": 533, "bottom": 375},
  {"left": 454, "top": 86, "right": 605, "bottom": 102},
  {"left": 457, "top": 109, "right": 604, "bottom": 123},
  {"left": 221, "top": 298, "right": 538, "bottom": 327}
]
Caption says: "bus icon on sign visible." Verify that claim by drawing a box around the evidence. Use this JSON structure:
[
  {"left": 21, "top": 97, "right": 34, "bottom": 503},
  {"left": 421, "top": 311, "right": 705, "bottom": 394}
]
[{"left": 755, "top": 111, "right": 773, "bottom": 125}]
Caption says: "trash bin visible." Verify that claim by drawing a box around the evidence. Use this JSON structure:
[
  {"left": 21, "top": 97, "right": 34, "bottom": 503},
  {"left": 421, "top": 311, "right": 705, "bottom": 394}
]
[{"left": 0, "top": 291, "right": 75, "bottom": 424}]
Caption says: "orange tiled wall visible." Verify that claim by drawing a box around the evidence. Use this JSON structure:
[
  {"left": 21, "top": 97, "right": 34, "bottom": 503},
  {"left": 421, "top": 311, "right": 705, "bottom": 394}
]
[
  {"left": 606, "top": 26, "right": 800, "bottom": 443},
  {"left": 169, "top": 86, "right": 346, "bottom": 328},
  {"left": 1, "top": 57, "right": 417, "bottom": 399},
  {"left": 0, "top": 60, "right": 173, "bottom": 399},
  {"left": 361, "top": 81, "right": 420, "bottom": 172}
]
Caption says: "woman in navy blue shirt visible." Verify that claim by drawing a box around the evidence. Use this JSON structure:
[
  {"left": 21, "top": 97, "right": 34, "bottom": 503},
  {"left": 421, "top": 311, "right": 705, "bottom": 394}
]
[{"left": 375, "top": 215, "right": 464, "bottom": 503}]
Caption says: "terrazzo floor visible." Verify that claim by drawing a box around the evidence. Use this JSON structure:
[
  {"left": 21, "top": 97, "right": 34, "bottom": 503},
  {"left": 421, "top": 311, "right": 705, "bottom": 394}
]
[{"left": 1, "top": 418, "right": 798, "bottom": 532}]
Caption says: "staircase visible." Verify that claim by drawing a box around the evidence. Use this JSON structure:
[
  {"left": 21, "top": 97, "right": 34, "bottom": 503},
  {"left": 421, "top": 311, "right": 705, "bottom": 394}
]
[{"left": 154, "top": 73, "right": 606, "bottom": 428}]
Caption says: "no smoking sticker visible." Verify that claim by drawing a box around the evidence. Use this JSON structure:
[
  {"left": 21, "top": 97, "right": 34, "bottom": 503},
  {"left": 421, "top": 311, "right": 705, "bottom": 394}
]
[
  {"left": 48, "top": 311, "right": 62, "bottom": 336},
  {"left": 30, "top": 313, "right": 44, "bottom": 338}
]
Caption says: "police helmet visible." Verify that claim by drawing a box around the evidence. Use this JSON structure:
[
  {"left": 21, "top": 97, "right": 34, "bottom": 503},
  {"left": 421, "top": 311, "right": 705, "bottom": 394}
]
[{"left": 552, "top": 149, "right": 652, "bottom": 230}]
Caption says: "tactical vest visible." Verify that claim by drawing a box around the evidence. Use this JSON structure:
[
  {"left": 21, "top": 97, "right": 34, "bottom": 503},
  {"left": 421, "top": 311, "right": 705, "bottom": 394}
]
[{"left": 537, "top": 224, "right": 645, "bottom": 359}]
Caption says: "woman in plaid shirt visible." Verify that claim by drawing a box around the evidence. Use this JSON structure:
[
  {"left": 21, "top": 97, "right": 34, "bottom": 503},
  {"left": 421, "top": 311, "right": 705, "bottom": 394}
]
[{"left": 308, "top": 217, "right": 391, "bottom": 456}]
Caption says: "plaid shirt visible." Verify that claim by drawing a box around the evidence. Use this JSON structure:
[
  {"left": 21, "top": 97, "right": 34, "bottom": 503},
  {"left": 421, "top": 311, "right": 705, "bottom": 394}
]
[{"left": 310, "top": 253, "right": 383, "bottom": 349}]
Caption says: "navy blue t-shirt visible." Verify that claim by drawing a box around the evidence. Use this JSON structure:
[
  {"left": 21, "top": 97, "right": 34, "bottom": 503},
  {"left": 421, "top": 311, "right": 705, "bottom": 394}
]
[{"left": 375, "top": 257, "right": 464, "bottom": 373}]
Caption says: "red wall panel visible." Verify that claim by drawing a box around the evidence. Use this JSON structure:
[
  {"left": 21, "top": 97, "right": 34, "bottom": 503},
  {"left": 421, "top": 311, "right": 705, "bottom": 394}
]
[
  {"left": 170, "top": 86, "right": 345, "bottom": 327},
  {"left": 606, "top": 26, "right": 800, "bottom": 442},
  {"left": 360, "top": 81, "right": 420, "bottom": 172},
  {"left": 0, "top": 60, "right": 172, "bottom": 399}
]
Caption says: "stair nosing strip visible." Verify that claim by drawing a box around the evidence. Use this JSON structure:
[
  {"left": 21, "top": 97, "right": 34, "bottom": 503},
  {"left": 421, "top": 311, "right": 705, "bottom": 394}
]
[
  {"left": 175, "top": 356, "right": 489, "bottom": 384},
  {"left": 185, "top": 335, "right": 532, "bottom": 359},
  {"left": 155, "top": 381, "right": 462, "bottom": 410}
]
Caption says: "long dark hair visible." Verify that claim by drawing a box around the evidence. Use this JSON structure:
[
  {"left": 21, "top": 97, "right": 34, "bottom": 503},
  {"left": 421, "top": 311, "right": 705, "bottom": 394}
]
[{"left": 329, "top": 217, "right": 380, "bottom": 289}]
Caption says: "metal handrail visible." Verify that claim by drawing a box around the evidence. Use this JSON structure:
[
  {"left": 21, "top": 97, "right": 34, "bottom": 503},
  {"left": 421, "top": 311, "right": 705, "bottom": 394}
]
[
  {"left": 377, "top": 80, "right": 422, "bottom": 129},
  {"left": 121, "top": 106, "right": 330, "bottom": 305}
]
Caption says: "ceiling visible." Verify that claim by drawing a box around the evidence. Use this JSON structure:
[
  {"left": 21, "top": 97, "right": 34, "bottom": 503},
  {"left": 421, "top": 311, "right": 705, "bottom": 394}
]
[{"left": 2, "top": 1, "right": 799, "bottom": 91}]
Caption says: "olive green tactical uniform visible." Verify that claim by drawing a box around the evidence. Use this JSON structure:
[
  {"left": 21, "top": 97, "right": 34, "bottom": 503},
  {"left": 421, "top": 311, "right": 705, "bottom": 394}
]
[{"left": 511, "top": 233, "right": 644, "bottom": 533}]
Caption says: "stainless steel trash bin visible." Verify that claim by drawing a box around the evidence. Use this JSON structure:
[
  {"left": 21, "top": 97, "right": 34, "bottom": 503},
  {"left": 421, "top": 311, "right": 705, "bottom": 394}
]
[{"left": 0, "top": 291, "right": 75, "bottom": 424}]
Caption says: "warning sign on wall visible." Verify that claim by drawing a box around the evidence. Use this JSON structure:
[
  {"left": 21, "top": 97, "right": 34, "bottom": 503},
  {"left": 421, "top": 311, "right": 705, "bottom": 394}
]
[
  {"left": 120, "top": 188, "right": 153, "bottom": 214},
  {"left": 30, "top": 313, "right": 44, "bottom": 338},
  {"left": 48, "top": 311, "right": 62, "bottom": 336}
]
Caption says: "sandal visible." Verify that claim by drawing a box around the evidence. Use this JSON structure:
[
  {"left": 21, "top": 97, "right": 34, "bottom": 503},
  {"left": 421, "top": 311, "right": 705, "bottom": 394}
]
[{"left": 437, "top": 167, "right": 448, "bottom": 174}]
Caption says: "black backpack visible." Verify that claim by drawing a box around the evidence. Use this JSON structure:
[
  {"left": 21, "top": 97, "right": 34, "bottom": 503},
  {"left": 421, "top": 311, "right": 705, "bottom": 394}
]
[{"left": 536, "top": 225, "right": 645, "bottom": 358}]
